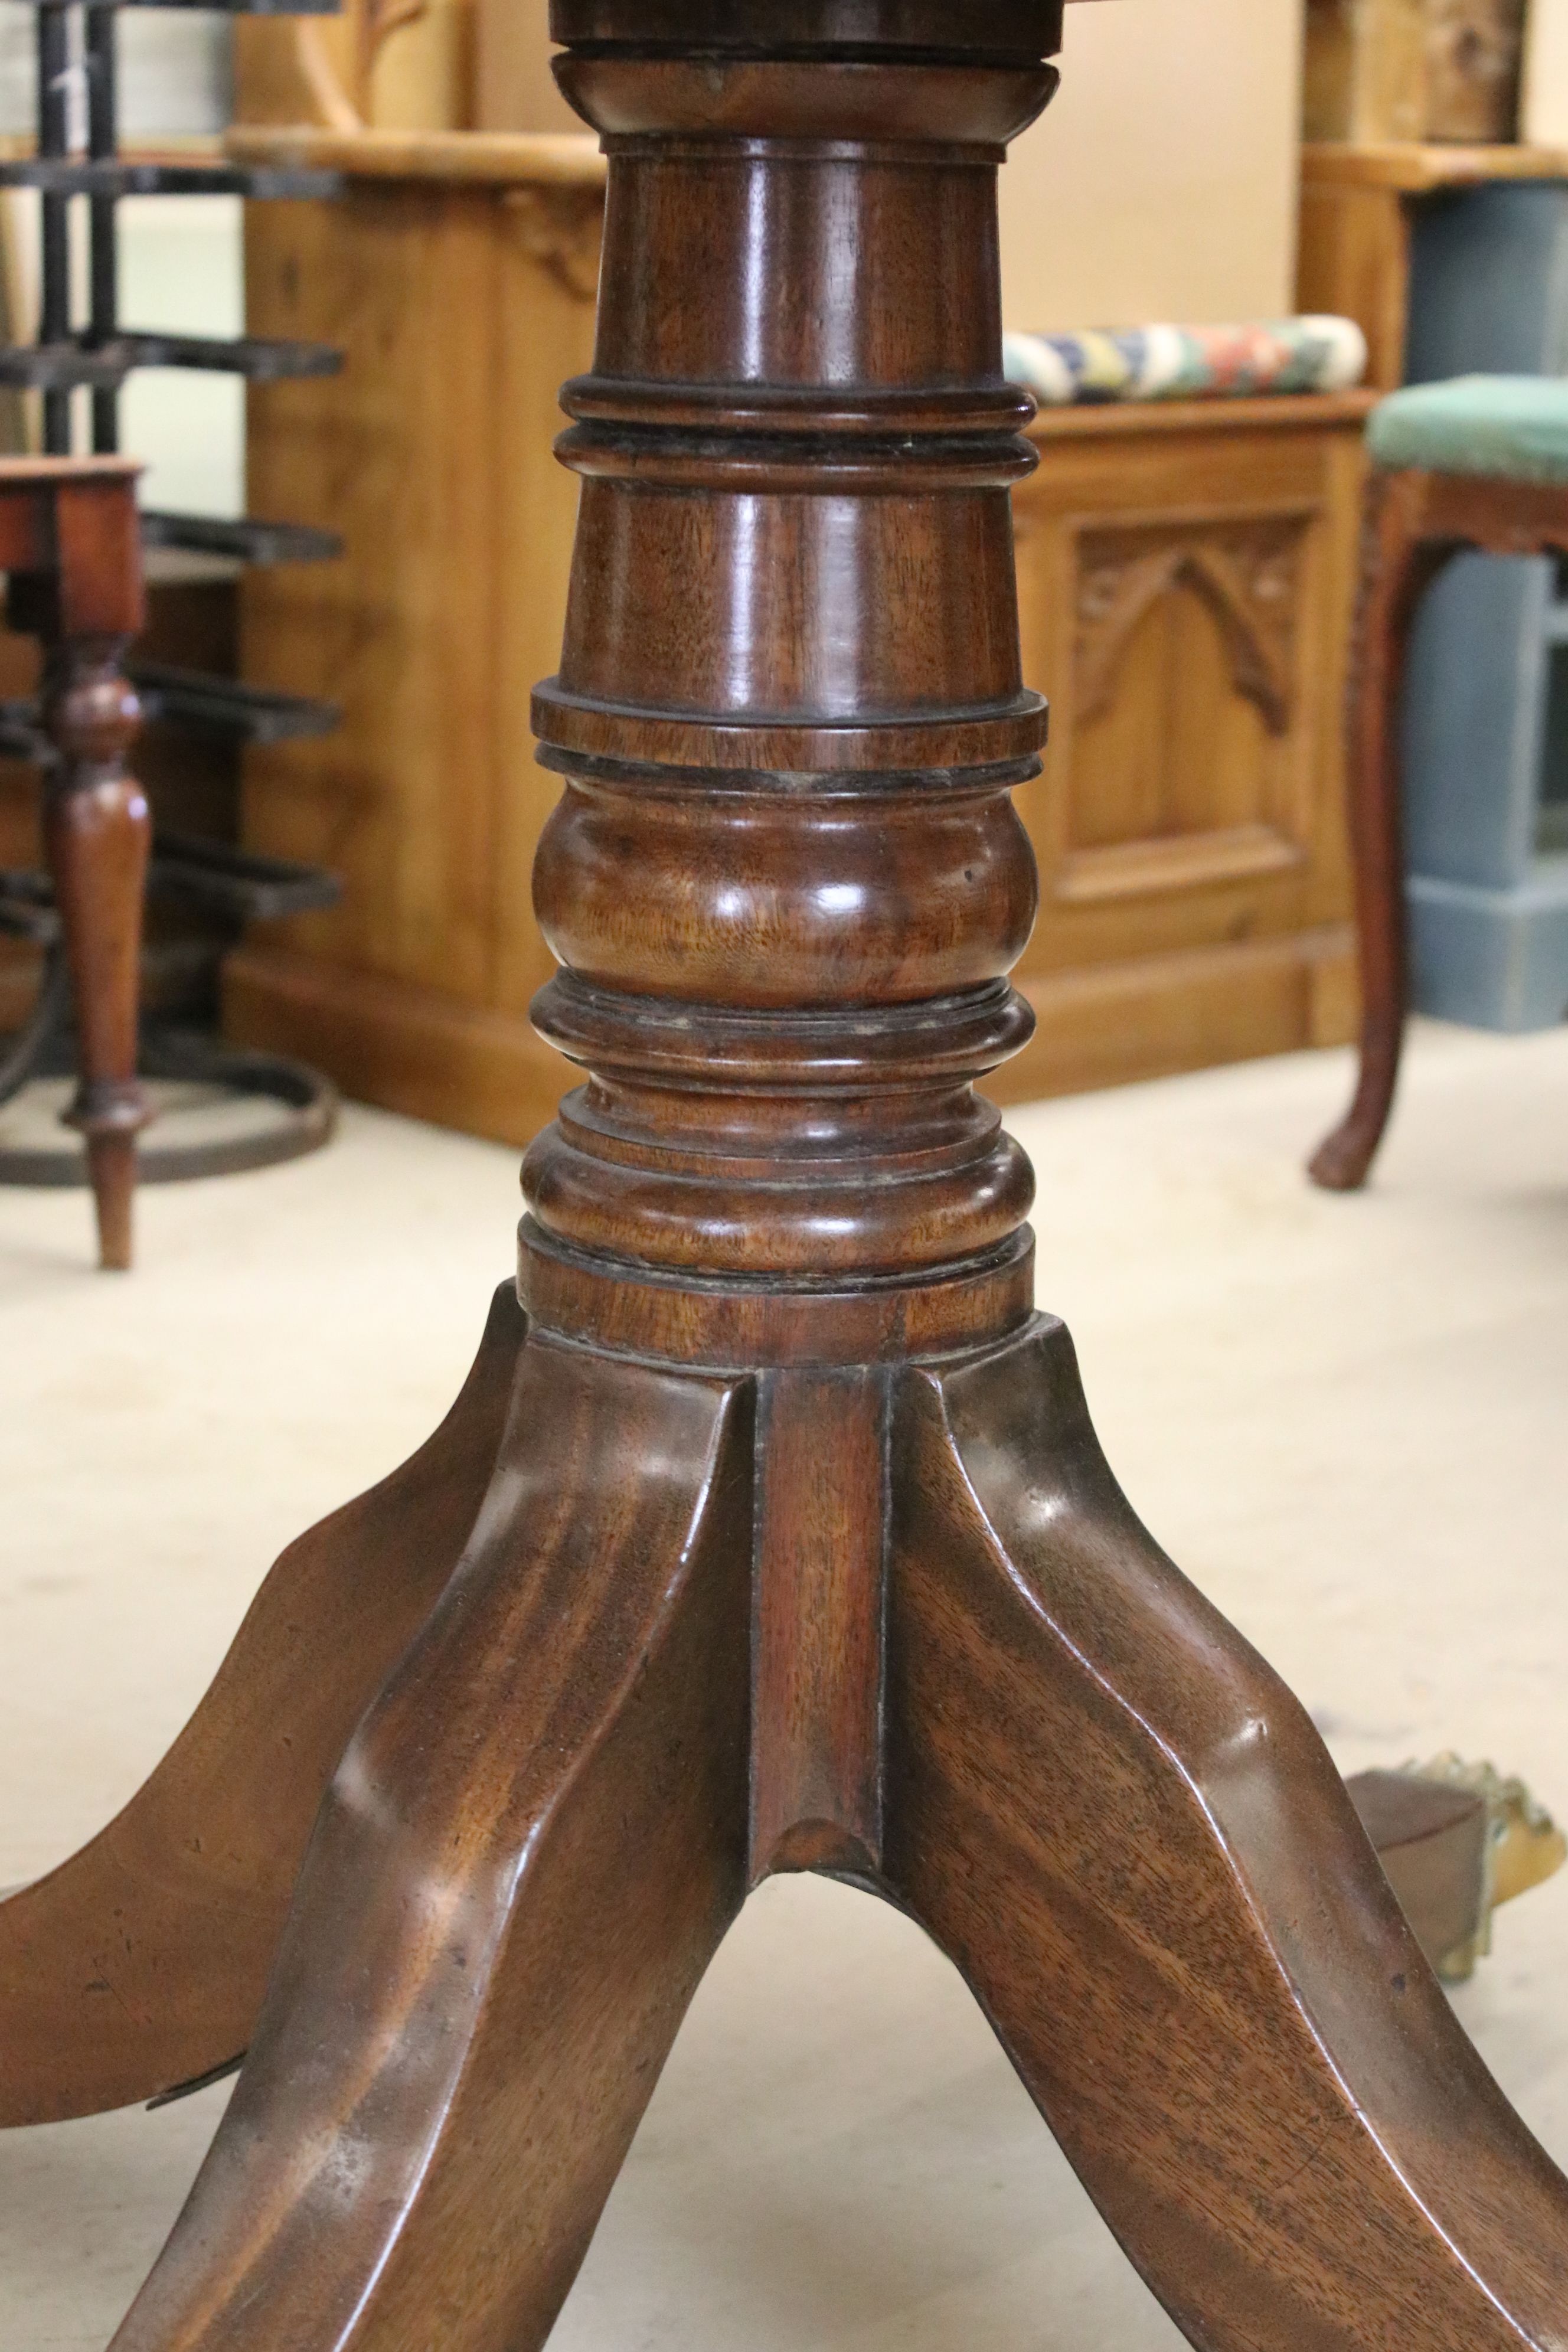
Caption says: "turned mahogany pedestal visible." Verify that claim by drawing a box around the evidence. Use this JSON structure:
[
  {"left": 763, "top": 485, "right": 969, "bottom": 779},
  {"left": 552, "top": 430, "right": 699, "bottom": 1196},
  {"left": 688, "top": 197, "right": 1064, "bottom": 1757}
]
[{"left": 4, "top": 8, "right": 1568, "bottom": 2348}]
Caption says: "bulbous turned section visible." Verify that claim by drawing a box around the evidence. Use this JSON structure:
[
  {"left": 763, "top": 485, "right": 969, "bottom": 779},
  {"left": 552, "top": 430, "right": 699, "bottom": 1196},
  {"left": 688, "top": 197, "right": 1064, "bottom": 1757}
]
[
  {"left": 41, "top": 642, "right": 142, "bottom": 776},
  {"left": 523, "top": 9, "right": 1061, "bottom": 1351},
  {"left": 533, "top": 757, "right": 1039, "bottom": 1010}
]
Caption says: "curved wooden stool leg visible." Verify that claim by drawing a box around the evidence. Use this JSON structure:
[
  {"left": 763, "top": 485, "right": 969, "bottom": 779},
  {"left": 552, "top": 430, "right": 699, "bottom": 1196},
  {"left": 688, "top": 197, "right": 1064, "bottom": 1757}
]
[
  {"left": 40, "top": 635, "right": 151, "bottom": 1269},
  {"left": 1311, "top": 474, "right": 1452, "bottom": 1194},
  {"left": 109, "top": 1338, "right": 752, "bottom": 2352},
  {"left": 885, "top": 1321, "right": 1568, "bottom": 2351},
  {"left": 0, "top": 1283, "right": 525, "bottom": 2125}
]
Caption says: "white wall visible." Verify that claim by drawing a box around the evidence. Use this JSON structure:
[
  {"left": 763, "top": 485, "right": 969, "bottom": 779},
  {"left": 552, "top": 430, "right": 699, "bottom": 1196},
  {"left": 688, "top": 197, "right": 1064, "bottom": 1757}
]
[
  {"left": 117, "top": 198, "right": 246, "bottom": 518},
  {"left": 480, "top": 0, "right": 1306, "bottom": 334},
  {"left": 1001, "top": 0, "right": 1305, "bottom": 332},
  {"left": 0, "top": 3, "right": 231, "bottom": 139},
  {"left": 0, "top": 8, "right": 243, "bottom": 500},
  {"left": 1524, "top": 0, "right": 1568, "bottom": 144}
]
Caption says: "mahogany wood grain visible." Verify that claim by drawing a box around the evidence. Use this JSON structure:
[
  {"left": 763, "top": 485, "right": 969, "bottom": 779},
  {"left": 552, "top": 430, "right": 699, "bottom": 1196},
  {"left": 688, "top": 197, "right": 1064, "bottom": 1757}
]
[
  {"left": 6, "top": 12, "right": 1568, "bottom": 2350},
  {"left": 886, "top": 1324, "right": 1568, "bottom": 2349},
  {"left": 110, "top": 1339, "right": 753, "bottom": 2352},
  {"left": 0, "top": 1283, "right": 523, "bottom": 2124},
  {"left": 1311, "top": 465, "right": 1568, "bottom": 1188},
  {"left": 750, "top": 1369, "right": 888, "bottom": 1881}
]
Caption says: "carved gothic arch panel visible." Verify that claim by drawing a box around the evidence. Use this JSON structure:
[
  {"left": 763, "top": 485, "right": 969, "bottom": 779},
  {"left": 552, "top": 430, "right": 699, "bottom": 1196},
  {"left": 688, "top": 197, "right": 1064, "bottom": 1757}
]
[{"left": 1076, "top": 534, "right": 1298, "bottom": 738}]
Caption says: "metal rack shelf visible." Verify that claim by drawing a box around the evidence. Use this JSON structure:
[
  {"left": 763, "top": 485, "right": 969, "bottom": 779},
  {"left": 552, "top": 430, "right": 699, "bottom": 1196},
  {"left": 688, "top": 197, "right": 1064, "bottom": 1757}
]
[
  {"left": 0, "top": 158, "right": 338, "bottom": 198},
  {"left": 139, "top": 511, "right": 344, "bottom": 566},
  {"left": 131, "top": 664, "right": 341, "bottom": 741},
  {"left": 0, "top": 0, "right": 346, "bottom": 1171},
  {"left": 0, "top": 332, "right": 342, "bottom": 389}
]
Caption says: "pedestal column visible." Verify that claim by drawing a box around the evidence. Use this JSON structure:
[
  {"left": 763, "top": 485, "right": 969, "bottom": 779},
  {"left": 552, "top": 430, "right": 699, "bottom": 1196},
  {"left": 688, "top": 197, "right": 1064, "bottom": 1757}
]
[{"left": 522, "top": 10, "right": 1059, "bottom": 1364}]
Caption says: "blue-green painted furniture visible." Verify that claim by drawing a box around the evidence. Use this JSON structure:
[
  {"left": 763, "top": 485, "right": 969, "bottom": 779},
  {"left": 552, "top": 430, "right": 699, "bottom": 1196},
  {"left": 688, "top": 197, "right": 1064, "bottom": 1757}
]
[{"left": 1400, "top": 190, "right": 1568, "bottom": 1035}]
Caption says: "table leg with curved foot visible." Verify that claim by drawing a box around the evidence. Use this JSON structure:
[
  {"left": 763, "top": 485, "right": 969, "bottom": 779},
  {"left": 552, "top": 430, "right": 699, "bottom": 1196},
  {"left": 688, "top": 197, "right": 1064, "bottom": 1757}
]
[
  {"left": 109, "top": 1337, "right": 753, "bottom": 2352},
  {"left": 0, "top": 1282, "right": 526, "bottom": 2126},
  {"left": 1309, "top": 475, "right": 1455, "bottom": 1194},
  {"left": 885, "top": 1320, "right": 1568, "bottom": 2351}
]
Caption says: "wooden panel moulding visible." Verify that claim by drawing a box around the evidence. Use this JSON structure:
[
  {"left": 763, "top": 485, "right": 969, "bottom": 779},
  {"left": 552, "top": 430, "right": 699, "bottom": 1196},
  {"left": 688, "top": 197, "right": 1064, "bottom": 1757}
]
[{"left": 999, "top": 392, "right": 1371, "bottom": 1104}]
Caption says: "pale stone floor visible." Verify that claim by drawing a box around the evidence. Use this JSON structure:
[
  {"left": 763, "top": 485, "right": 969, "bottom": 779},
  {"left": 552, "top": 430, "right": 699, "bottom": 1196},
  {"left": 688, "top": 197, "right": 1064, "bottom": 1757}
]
[{"left": 1, "top": 1019, "right": 1566, "bottom": 2348}]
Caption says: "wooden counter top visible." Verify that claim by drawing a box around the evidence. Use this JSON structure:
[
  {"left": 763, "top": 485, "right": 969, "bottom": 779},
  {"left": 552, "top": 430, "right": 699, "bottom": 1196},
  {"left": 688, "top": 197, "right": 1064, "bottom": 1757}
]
[
  {"left": 1029, "top": 390, "right": 1378, "bottom": 441},
  {"left": 1304, "top": 140, "right": 1568, "bottom": 192},
  {"left": 225, "top": 125, "right": 607, "bottom": 190}
]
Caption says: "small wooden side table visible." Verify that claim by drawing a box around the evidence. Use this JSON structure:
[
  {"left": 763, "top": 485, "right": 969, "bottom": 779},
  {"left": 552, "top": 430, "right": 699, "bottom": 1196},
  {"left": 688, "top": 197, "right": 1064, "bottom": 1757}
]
[{"left": 0, "top": 458, "right": 146, "bottom": 1269}]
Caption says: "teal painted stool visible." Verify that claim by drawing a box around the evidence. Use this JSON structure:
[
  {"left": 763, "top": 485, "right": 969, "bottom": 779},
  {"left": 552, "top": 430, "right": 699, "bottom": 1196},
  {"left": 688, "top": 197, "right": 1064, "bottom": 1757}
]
[{"left": 1311, "top": 375, "right": 1568, "bottom": 1190}]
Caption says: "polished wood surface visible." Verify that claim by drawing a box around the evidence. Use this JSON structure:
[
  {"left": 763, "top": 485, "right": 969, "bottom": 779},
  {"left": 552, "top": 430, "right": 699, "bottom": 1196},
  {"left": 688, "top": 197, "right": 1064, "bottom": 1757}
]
[
  {"left": 890, "top": 1323, "right": 1568, "bottom": 2347},
  {"left": 113, "top": 1341, "right": 753, "bottom": 2352},
  {"left": 0, "top": 459, "right": 149, "bottom": 1268},
  {"left": 5, "top": 11, "right": 1568, "bottom": 2349},
  {"left": 1312, "top": 465, "right": 1568, "bottom": 1188}
]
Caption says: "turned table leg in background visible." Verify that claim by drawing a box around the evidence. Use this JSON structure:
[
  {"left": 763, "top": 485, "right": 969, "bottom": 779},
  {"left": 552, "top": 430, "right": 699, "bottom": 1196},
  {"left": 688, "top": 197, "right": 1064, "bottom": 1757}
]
[
  {"left": 1311, "top": 466, "right": 1568, "bottom": 1191},
  {"left": 40, "top": 635, "right": 149, "bottom": 1269},
  {"left": 3, "top": 462, "right": 151, "bottom": 1269}
]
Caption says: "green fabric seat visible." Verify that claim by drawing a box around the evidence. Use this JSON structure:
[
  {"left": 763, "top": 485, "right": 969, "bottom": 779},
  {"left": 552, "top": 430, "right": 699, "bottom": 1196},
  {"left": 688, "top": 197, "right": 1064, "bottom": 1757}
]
[{"left": 1368, "top": 374, "right": 1568, "bottom": 484}]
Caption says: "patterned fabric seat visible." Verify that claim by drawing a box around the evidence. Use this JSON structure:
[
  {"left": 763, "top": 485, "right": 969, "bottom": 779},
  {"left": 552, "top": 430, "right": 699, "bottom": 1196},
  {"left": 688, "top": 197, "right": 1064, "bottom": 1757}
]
[{"left": 1368, "top": 374, "right": 1568, "bottom": 484}]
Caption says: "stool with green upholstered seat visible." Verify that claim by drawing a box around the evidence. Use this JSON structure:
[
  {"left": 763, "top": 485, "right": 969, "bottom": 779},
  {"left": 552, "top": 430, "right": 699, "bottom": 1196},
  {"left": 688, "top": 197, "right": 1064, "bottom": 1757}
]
[{"left": 1311, "top": 374, "right": 1568, "bottom": 1190}]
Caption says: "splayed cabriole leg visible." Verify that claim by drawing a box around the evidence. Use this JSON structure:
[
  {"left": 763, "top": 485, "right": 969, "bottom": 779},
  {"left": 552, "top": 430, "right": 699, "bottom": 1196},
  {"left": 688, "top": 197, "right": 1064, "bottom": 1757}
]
[
  {"left": 884, "top": 1322, "right": 1568, "bottom": 2350},
  {"left": 0, "top": 1284, "right": 524, "bottom": 2125},
  {"left": 109, "top": 1338, "right": 753, "bottom": 2352},
  {"left": 1309, "top": 476, "right": 1448, "bottom": 1194},
  {"left": 1310, "top": 464, "right": 1568, "bottom": 1192}
]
